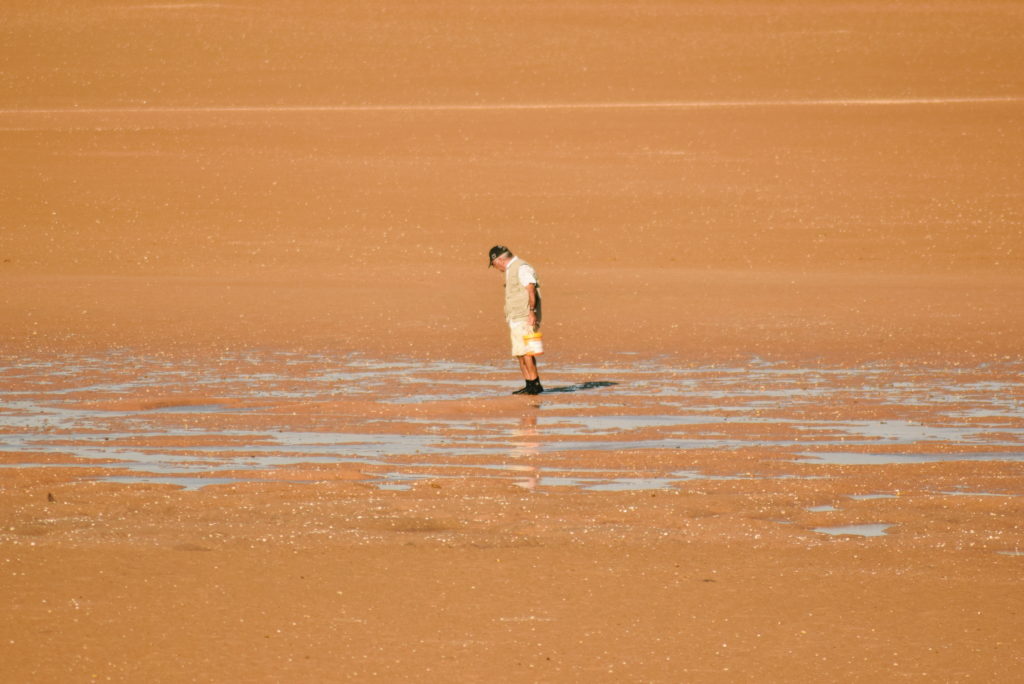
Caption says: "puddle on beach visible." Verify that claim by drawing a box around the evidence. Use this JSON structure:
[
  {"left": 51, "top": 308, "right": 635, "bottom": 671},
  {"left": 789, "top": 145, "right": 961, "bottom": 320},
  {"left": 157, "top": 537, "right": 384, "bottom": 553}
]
[
  {"left": 813, "top": 524, "right": 893, "bottom": 537},
  {"left": 796, "top": 451, "right": 1024, "bottom": 466},
  {"left": 1, "top": 353, "right": 1022, "bottom": 495}
]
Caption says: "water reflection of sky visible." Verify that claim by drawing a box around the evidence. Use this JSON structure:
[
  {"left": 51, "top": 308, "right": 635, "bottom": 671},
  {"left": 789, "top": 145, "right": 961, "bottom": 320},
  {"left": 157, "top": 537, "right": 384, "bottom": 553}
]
[{"left": 1, "top": 353, "right": 1022, "bottom": 492}]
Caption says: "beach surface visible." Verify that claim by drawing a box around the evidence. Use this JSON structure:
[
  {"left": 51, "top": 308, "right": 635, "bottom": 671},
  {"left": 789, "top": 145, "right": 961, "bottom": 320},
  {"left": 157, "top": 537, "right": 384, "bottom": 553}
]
[{"left": 2, "top": 1, "right": 1023, "bottom": 681}]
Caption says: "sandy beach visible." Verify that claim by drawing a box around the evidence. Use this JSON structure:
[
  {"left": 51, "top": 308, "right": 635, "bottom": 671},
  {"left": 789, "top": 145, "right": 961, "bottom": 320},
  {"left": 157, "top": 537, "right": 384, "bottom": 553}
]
[{"left": 3, "top": 1, "right": 1024, "bottom": 681}]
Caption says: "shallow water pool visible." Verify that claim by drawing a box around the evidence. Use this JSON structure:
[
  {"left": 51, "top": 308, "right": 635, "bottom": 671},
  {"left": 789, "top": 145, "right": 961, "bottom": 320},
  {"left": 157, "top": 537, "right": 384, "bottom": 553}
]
[{"left": 2, "top": 353, "right": 1022, "bottom": 494}]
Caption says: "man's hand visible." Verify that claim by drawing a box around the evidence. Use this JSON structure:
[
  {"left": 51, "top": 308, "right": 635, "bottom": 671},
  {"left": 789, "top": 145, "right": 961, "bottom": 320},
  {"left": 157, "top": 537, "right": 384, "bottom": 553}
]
[{"left": 525, "top": 283, "right": 538, "bottom": 329}]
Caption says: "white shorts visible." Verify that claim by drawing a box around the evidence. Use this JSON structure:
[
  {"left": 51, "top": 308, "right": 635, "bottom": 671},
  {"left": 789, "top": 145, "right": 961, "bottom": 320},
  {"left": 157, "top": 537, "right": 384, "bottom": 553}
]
[{"left": 508, "top": 319, "right": 535, "bottom": 357}]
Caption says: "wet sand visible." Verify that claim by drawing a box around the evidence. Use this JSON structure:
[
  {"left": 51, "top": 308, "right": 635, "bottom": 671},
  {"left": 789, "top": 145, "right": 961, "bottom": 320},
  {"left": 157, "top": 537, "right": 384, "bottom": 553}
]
[{"left": 3, "top": 1, "right": 1024, "bottom": 681}]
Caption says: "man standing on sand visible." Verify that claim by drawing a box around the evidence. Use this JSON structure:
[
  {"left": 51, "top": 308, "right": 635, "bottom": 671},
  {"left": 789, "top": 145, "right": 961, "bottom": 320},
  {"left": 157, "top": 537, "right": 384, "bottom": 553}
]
[{"left": 488, "top": 245, "right": 543, "bottom": 395}]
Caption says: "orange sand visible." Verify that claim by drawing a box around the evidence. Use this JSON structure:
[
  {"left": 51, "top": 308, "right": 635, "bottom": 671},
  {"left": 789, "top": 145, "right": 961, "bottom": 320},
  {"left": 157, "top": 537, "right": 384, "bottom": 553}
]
[{"left": 2, "top": 1, "right": 1023, "bottom": 681}]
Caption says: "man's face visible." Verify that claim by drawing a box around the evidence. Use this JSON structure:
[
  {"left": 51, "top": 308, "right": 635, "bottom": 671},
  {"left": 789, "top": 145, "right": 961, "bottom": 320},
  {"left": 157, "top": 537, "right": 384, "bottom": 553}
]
[{"left": 491, "top": 254, "right": 510, "bottom": 272}]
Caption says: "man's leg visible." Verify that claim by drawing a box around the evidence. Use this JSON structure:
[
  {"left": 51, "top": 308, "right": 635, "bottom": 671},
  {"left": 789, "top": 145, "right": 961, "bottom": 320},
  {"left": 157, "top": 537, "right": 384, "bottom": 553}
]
[
  {"left": 509, "top": 321, "right": 543, "bottom": 394},
  {"left": 517, "top": 355, "right": 539, "bottom": 381},
  {"left": 517, "top": 355, "right": 543, "bottom": 394}
]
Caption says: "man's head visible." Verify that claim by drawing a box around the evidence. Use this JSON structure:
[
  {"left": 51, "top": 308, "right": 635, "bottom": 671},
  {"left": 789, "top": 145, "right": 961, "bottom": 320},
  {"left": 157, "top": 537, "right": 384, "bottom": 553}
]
[{"left": 488, "top": 245, "right": 512, "bottom": 271}]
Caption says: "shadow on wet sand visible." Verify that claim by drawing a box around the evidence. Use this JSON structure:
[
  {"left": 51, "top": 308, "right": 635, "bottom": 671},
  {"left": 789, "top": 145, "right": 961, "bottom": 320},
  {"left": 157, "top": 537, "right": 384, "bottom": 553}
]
[{"left": 542, "top": 381, "right": 618, "bottom": 394}]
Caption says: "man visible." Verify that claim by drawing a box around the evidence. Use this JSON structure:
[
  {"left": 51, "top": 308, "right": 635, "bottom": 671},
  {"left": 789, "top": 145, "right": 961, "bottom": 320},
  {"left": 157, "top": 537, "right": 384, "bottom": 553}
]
[{"left": 488, "top": 245, "right": 543, "bottom": 395}]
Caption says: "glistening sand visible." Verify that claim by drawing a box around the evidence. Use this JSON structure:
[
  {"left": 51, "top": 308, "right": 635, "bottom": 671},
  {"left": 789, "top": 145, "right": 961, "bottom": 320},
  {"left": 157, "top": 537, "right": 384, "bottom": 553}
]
[{"left": 3, "top": 0, "right": 1024, "bottom": 680}]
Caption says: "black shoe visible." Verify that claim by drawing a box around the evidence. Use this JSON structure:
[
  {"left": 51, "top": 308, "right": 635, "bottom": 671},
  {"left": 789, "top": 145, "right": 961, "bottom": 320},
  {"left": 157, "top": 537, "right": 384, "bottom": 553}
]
[
  {"left": 512, "top": 385, "right": 531, "bottom": 395},
  {"left": 526, "top": 380, "right": 544, "bottom": 395}
]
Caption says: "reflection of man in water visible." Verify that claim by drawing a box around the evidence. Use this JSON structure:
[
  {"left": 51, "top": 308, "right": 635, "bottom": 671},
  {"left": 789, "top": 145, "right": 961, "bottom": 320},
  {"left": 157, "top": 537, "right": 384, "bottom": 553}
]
[
  {"left": 511, "top": 412, "right": 540, "bottom": 490},
  {"left": 488, "top": 245, "right": 543, "bottom": 395}
]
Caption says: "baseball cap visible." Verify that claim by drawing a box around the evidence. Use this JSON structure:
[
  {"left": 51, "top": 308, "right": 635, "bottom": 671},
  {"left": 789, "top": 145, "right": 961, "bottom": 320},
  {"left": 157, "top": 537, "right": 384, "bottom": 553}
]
[{"left": 488, "top": 245, "right": 509, "bottom": 266}]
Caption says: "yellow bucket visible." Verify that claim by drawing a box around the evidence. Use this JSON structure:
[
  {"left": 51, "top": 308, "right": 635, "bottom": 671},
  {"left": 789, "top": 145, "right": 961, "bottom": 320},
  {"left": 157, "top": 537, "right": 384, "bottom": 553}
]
[{"left": 523, "top": 331, "right": 544, "bottom": 356}]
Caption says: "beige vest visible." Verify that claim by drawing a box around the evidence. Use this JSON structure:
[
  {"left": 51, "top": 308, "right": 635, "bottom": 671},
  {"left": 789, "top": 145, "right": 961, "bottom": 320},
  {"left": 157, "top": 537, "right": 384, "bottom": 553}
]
[{"left": 504, "top": 259, "right": 541, "bottom": 322}]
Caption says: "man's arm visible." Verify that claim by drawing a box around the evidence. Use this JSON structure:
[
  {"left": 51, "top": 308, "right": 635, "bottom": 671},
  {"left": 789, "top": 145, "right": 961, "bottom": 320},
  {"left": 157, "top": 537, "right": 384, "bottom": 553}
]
[{"left": 526, "top": 283, "right": 538, "bottom": 328}]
